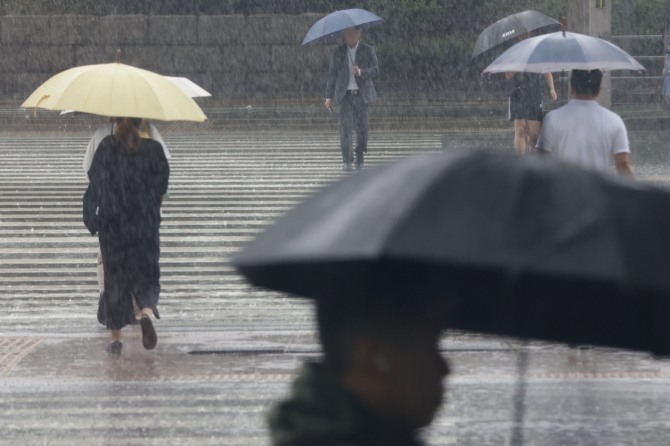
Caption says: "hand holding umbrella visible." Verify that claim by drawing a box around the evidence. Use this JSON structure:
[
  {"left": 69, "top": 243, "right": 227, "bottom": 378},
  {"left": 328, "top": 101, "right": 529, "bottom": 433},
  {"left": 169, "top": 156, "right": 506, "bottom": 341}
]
[{"left": 306, "top": 8, "right": 382, "bottom": 117}]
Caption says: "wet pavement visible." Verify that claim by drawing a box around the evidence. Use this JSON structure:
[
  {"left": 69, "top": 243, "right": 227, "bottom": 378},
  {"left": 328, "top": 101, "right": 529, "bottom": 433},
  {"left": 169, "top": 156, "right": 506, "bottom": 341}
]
[
  {"left": 1, "top": 129, "right": 670, "bottom": 445},
  {"left": 3, "top": 329, "right": 670, "bottom": 445}
]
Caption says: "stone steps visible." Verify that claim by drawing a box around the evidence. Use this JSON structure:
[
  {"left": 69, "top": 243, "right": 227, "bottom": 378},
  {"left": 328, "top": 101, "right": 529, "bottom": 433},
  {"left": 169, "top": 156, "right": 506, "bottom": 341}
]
[
  {"left": 0, "top": 130, "right": 443, "bottom": 334},
  {"left": 1, "top": 128, "right": 668, "bottom": 336},
  {"left": 1, "top": 128, "right": 670, "bottom": 446}
]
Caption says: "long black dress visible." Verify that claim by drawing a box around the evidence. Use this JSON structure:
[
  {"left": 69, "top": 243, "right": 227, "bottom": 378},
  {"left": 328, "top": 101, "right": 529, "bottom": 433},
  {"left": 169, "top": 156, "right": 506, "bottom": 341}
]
[{"left": 88, "top": 135, "right": 170, "bottom": 331}]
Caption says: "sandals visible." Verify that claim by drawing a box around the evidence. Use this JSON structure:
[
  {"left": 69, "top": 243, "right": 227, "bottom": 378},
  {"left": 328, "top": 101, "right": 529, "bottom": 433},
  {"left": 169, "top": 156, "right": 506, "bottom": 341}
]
[
  {"left": 105, "top": 314, "right": 157, "bottom": 353},
  {"left": 140, "top": 315, "right": 158, "bottom": 350},
  {"left": 106, "top": 340, "right": 123, "bottom": 354}
]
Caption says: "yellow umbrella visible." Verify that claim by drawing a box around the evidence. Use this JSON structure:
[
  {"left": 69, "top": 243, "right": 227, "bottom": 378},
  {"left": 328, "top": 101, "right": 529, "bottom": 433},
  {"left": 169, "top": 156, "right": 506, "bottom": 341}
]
[{"left": 22, "top": 62, "right": 207, "bottom": 122}]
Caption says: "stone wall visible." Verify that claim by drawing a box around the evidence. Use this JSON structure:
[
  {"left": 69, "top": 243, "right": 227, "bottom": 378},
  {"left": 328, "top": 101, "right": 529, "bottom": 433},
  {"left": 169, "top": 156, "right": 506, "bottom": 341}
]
[{"left": 0, "top": 14, "right": 332, "bottom": 100}]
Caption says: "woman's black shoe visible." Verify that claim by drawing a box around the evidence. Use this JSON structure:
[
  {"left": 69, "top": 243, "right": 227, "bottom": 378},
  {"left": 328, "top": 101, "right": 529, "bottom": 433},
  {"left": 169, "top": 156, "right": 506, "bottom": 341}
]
[
  {"left": 140, "top": 316, "right": 157, "bottom": 350},
  {"left": 106, "top": 341, "right": 123, "bottom": 354}
]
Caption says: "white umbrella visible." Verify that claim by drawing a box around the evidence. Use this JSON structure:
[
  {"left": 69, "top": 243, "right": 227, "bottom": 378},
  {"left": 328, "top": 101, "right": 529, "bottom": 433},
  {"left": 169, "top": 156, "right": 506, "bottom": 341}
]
[
  {"left": 483, "top": 31, "right": 646, "bottom": 74},
  {"left": 164, "top": 76, "right": 212, "bottom": 98}
]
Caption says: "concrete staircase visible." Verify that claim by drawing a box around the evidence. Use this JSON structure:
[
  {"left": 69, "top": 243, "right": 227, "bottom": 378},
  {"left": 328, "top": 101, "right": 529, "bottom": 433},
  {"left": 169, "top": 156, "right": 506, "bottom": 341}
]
[
  {"left": 1, "top": 129, "right": 669, "bottom": 445},
  {"left": 2, "top": 97, "right": 513, "bottom": 132},
  {"left": 0, "top": 130, "right": 444, "bottom": 334}
]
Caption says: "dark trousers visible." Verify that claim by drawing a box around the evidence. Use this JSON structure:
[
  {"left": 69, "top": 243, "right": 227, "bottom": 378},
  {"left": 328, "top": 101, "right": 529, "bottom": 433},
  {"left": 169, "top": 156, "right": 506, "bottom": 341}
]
[{"left": 339, "top": 93, "right": 369, "bottom": 164}]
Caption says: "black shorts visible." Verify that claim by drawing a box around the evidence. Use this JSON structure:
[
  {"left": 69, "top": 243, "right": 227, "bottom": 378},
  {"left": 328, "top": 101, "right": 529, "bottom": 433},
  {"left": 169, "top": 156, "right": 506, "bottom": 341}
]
[{"left": 509, "top": 97, "right": 543, "bottom": 122}]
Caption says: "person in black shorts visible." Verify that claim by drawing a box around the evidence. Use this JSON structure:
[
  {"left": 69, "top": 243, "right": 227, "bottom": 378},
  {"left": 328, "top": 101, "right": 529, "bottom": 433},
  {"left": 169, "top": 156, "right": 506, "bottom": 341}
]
[{"left": 506, "top": 35, "right": 557, "bottom": 155}]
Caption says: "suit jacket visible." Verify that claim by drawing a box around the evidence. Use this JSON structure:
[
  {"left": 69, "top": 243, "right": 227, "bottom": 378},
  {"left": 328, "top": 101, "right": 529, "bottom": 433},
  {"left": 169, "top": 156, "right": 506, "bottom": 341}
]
[{"left": 326, "top": 43, "right": 379, "bottom": 106}]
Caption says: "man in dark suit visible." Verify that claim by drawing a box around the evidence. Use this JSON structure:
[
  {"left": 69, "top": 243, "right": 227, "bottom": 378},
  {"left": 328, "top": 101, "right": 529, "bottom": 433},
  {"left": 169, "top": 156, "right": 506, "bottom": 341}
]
[{"left": 325, "top": 27, "right": 379, "bottom": 171}]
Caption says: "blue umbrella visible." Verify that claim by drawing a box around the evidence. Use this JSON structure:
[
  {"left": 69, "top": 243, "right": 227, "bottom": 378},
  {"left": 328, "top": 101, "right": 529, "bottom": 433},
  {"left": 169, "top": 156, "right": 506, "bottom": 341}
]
[
  {"left": 302, "top": 8, "right": 383, "bottom": 47},
  {"left": 483, "top": 31, "right": 645, "bottom": 73}
]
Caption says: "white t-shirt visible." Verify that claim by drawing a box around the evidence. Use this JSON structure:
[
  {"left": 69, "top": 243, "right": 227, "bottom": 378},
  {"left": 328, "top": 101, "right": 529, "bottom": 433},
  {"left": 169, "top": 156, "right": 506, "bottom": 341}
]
[
  {"left": 347, "top": 43, "right": 359, "bottom": 91},
  {"left": 536, "top": 99, "right": 630, "bottom": 173}
]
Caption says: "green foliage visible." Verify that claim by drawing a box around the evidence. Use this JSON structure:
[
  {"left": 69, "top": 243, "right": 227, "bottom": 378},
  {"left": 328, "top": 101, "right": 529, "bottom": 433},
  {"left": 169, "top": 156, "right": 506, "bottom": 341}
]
[
  {"left": 0, "top": 0, "right": 665, "bottom": 37},
  {"left": 2, "top": 0, "right": 665, "bottom": 98},
  {"left": 626, "top": 0, "right": 666, "bottom": 35},
  {"left": 611, "top": 0, "right": 668, "bottom": 35},
  {"left": 0, "top": 0, "right": 565, "bottom": 19},
  {"left": 0, "top": 1, "right": 363, "bottom": 15},
  {"left": 362, "top": 0, "right": 566, "bottom": 94}
]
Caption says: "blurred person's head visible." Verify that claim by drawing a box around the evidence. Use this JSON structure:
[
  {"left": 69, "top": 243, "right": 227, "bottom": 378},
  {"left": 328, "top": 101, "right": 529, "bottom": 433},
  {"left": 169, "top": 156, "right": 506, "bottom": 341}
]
[
  {"left": 344, "top": 27, "right": 362, "bottom": 48},
  {"left": 114, "top": 117, "right": 142, "bottom": 153},
  {"left": 570, "top": 69, "right": 603, "bottom": 99},
  {"left": 316, "top": 295, "right": 450, "bottom": 430}
]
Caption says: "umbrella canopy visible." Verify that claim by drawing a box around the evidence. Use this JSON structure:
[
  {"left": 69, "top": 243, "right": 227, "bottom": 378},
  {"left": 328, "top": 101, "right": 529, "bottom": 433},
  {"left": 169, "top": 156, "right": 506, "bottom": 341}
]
[
  {"left": 22, "top": 62, "right": 207, "bottom": 122},
  {"left": 472, "top": 10, "right": 560, "bottom": 59},
  {"left": 60, "top": 76, "right": 211, "bottom": 116},
  {"left": 483, "top": 31, "right": 646, "bottom": 73},
  {"left": 235, "top": 152, "right": 670, "bottom": 356},
  {"left": 165, "top": 76, "right": 212, "bottom": 98},
  {"left": 302, "top": 8, "right": 383, "bottom": 46}
]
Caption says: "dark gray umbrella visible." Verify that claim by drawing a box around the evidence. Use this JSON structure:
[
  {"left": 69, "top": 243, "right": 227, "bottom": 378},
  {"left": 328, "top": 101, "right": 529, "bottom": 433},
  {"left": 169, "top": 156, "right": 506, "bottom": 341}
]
[
  {"left": 472, "top": 10, "right": 560, "bottom": 58},
  {"left": 234, "top": 152, "right": 670, "bottom": 356}
]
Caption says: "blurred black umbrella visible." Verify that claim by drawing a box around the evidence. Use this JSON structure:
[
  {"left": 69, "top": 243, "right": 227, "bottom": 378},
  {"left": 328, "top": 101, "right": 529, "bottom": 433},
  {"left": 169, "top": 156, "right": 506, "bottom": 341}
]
[
  {"left": 234, "top": 152, "right": 670, "bottom": 356},
  {"left": 473, "top": 10, "right": 560, "bottom": 58}
]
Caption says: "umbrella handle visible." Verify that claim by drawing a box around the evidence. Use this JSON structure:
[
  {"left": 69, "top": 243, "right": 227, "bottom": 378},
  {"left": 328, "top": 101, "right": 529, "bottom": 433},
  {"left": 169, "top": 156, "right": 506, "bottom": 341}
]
[
  {"left": 510, "top": 341, "right": 530, "bottom": 446},
  {"left": 561, "top": 17, "right": 567, "bottom": 37},
  {"left": 33, "top": 94, "right": 50, "bottom": 118}
]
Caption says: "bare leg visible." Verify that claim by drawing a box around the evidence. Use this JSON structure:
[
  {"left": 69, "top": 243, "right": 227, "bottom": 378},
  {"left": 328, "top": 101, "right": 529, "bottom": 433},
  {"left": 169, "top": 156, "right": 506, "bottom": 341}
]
[
  {"left": 526, "top": 120, "right": 541, "bottom": 154},
  {"left": 97, "top": 248, "right": 104, "bottom": 294},
  {"left": 513, "top": 120, "right": 528, "bottom": 155},
  {"left": 106, "top": 329, "right": 123, "bottom": 353},
  {"left": 131, "top": 293, "right": 142, "bottom": 321}
]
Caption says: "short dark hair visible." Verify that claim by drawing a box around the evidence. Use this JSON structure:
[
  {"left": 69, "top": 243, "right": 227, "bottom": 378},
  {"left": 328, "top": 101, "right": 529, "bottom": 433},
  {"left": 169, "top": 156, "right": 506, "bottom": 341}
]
[{"left": 571, "top": 69, "right": 603, "bottom": 96}]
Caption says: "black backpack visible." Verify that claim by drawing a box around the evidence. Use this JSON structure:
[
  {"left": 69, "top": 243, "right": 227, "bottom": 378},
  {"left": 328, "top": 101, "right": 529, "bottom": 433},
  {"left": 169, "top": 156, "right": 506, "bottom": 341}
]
[{"left": 83, "top": 179, "right": 103, "bottom": 235}]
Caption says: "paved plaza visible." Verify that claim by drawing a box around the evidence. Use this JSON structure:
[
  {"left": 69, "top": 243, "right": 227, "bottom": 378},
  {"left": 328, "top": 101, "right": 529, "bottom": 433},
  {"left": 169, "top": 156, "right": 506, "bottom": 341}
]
[{"left": 1, "top": 129, "right": 670, "bottom": 445}]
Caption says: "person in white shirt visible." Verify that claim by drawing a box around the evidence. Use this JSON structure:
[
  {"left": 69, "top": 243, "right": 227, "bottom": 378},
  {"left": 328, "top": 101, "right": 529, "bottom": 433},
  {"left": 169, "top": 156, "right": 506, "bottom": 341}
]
[{"left": 536, "top": 69, "right": 634, "bottom": 177}]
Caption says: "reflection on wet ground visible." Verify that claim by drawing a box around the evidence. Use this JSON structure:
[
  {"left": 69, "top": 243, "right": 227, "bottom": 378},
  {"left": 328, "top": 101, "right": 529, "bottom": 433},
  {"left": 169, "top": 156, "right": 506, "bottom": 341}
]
[
  {"left": 1, "top": 130, "right": 669, "bottom": 445},
  {"left": 2, "top": 330, "right": 670, "bottom": 445}
]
